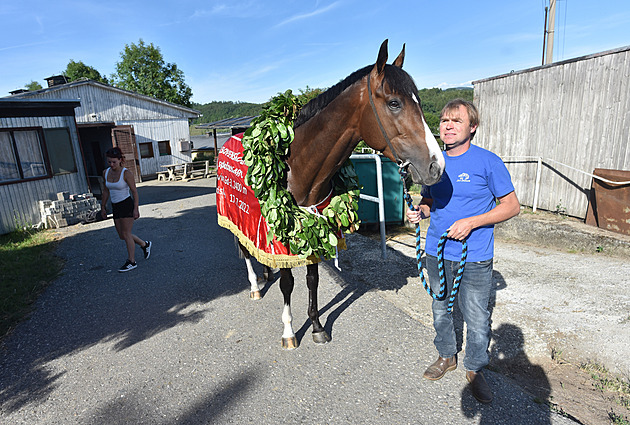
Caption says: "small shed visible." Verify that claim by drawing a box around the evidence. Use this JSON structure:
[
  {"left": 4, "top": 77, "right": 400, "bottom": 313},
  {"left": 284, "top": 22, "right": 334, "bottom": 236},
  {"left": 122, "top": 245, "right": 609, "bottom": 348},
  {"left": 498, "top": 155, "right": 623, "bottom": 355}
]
[
  {"left": 6, "top": 79, "right": 201, "bottom": 191},
  {"left": 195, "top": 116, "right": 256, "bottom": 159},
  {"left": 0, "top": 99, "right": 88, "bottom": 234}
]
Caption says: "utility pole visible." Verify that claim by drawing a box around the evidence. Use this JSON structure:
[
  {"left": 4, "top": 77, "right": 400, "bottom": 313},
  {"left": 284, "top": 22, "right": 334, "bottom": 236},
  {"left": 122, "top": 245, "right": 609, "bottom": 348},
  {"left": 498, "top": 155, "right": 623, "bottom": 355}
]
[
  {"left": 545, "top": 0, "right": 556, "bottom": 65},
  {"left": 542, "top": 6, "right": 548, "bottom": 65}
]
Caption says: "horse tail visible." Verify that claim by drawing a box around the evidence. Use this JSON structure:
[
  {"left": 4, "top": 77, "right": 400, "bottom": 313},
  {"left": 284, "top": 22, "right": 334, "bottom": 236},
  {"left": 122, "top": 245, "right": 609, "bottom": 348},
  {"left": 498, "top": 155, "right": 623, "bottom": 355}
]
[{"left": 235, "top": 236, "right": 250, "bottom": 259}]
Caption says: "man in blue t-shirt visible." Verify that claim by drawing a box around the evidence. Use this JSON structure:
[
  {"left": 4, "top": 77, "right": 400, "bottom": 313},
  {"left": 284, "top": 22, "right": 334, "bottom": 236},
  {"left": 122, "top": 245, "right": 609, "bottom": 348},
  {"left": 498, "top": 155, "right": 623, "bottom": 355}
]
[{"left": 407, "top": 99, "right": 520, "bottom": 404}]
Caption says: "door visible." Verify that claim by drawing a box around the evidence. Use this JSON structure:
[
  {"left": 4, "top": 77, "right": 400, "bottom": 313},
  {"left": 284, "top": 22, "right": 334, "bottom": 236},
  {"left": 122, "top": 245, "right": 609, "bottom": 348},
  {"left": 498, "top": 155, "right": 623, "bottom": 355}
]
[{"left": 111, "top": 125, "right": 141, "bottom": 183}]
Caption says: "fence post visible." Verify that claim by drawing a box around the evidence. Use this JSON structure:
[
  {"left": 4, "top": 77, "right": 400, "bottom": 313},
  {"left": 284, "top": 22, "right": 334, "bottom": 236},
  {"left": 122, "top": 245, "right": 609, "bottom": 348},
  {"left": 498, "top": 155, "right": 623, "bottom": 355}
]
[{"left": 533, "top": 157, "right": 542, "bottom": 212}]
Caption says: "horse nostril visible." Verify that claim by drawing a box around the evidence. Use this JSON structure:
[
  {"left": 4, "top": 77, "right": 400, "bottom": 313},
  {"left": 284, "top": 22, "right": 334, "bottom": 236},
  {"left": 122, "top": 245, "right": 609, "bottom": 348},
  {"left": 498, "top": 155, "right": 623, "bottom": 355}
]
[{"left": 429, "top": 161, "right": 442, "bottom": 179}]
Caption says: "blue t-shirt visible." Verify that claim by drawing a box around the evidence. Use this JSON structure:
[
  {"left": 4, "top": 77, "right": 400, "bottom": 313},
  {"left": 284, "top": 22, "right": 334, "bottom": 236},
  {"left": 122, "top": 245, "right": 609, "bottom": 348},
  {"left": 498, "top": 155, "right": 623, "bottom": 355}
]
[{"left": 421, "top": 144, "right": 515, "bottom": 262}]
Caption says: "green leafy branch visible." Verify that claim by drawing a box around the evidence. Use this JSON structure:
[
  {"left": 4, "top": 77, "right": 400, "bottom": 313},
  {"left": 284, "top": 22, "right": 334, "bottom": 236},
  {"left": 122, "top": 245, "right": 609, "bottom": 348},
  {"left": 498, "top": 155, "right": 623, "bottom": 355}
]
[{"left": 242, "top": 90, "right": 360, "bottom": 259}]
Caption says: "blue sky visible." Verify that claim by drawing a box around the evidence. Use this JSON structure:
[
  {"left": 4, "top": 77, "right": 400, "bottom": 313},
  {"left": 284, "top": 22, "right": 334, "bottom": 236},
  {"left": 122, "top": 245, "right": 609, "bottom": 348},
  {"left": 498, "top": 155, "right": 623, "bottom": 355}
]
[{"left": 1, "top": 1, "right": 629, "bottom": 104}]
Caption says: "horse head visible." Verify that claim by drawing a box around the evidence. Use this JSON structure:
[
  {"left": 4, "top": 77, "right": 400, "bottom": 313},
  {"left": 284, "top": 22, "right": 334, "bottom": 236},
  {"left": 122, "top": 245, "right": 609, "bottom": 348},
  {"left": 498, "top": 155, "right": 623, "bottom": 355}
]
[{"left": 360, "top": 39, "right": 445, "bottom": 186}]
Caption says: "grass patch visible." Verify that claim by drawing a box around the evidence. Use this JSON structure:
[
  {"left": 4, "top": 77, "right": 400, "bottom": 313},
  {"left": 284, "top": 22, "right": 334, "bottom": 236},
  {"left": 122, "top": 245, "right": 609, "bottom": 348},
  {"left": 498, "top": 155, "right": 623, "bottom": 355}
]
[
  {"left": 0, "top": 228, "right": 64, "bottom": 340},
  {"left": 580, "top": 363, "right": 630, "bottom": 397}
]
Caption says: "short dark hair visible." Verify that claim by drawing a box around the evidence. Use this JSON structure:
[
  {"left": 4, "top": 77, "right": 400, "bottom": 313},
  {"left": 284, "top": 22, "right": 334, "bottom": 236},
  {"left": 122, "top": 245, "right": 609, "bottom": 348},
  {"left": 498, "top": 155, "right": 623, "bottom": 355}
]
[
  {"left": 105, "top": 147, "right": 123, "bottom": 159},
  {"left": 440, "top": 99, "right": 480, "bottom": 128}
]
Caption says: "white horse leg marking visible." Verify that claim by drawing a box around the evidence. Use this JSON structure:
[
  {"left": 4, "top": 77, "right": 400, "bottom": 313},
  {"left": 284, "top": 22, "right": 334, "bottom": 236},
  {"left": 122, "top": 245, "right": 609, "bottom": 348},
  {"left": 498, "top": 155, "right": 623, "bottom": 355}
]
[
  {"left": 282, "top": 304, "right": 295, "bottom": 339},
  {"left": 244, "top": 257, "right": 261, "bottom": 300},
  {"left": 281, "top": 304, "right": 297, "bottom": 349}
]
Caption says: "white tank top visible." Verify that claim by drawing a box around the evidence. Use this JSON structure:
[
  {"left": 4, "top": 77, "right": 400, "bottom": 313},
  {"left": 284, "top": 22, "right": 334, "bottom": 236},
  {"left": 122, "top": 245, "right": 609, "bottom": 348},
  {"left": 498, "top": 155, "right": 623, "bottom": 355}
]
[{"left": 105, "top": 167, "right": 131, "bottom": 203}]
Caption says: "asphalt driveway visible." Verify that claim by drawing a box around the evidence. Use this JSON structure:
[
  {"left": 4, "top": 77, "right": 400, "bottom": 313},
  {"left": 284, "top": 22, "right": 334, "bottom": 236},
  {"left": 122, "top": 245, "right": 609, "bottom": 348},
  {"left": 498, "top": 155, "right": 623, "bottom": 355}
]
[{"left": 0, "top": 178, "right": 578, "bottom": 424}]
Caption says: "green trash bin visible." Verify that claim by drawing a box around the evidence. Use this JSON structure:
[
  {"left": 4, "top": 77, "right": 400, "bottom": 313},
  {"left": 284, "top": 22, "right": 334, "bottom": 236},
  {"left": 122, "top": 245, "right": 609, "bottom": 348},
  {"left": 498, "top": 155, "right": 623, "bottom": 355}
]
[{"left": 350, "top": 155, "right": 404, "bottom": 225}]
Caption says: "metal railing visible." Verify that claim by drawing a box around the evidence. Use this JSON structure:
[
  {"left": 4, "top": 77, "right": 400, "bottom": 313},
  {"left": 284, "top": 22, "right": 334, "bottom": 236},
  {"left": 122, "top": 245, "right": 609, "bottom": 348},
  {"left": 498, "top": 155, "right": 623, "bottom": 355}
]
[
  {"left": 350, "top": 153, "right": 387, "bottom": 259},
  {"left": 502, "top": 156, "right": 630, "bottom": 212}
]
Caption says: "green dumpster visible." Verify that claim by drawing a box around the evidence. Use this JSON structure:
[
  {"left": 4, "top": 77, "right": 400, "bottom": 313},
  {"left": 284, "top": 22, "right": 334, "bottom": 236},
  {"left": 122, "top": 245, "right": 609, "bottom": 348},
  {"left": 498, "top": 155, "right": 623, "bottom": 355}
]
[{"left": 350, "top": 155, "right": 404, "bottom": 225}]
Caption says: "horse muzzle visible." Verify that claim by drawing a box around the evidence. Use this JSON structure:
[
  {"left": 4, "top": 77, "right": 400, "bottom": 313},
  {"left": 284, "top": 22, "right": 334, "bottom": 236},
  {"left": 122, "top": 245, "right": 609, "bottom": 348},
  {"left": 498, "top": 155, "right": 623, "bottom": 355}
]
[{"left": 407, "top": 155, "right": 444, "bottom": 186}]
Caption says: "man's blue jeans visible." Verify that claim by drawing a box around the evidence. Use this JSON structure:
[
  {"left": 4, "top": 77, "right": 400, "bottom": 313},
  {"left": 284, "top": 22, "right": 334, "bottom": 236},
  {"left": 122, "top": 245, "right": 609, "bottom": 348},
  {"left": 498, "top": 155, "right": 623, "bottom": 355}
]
[{"left": 425, "top": 254, "right": 493, "bottom": 372}]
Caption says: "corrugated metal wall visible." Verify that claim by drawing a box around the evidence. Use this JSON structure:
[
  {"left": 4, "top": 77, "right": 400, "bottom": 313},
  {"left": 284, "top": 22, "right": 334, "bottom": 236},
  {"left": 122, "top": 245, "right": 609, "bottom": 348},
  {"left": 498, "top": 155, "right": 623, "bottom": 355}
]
[
  {"left": 0, "top": 115, "right": 88, "bottom": 234},
  {"left": 473, "top": 46, "right": 630, "bottom": 218}
]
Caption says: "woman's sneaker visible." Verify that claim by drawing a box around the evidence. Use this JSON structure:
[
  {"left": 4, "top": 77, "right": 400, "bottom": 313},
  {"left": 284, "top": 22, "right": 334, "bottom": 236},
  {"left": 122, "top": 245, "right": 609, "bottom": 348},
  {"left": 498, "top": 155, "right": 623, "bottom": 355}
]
[
  {"left": 118, "top": 260, "right": 137, "bottom": 272},
  {"left": 142, "top": 241, "right": 152, "bottom": 260}
]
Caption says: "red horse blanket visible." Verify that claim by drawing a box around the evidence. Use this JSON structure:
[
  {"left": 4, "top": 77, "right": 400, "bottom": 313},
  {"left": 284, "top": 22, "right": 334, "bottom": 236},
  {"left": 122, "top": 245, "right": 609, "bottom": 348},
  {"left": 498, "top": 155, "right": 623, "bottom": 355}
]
[{"left": 217, "top": 134, "right": 343, "bottom": 268}]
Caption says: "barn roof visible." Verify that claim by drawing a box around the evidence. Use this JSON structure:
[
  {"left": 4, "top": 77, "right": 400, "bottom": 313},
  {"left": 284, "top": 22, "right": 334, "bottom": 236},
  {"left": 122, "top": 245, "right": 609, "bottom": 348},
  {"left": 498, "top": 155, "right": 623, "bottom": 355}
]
[
  {"left": 5, "top": 79, "right": 201, "bottom": 117},
  {"left": 195, "top": 116, "right": 257, "bottom": 130},
  {"left": 0, "top": 98, "right": 81, "bottom": 117}
]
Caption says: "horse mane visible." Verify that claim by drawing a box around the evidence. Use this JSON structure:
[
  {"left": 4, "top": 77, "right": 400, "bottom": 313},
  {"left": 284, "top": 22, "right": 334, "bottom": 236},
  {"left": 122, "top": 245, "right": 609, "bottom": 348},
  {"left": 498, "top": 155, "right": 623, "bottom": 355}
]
[{"left": 294, "top": 64, "right": 419, "bottom": 129}]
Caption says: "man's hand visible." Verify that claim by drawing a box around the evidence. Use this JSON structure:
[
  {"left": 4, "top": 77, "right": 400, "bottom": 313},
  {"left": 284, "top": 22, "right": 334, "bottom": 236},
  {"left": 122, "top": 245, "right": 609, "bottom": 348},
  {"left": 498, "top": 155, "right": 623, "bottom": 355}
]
[
  {"left": 406, "top": 204, "right": 430, "bottom": 224},
  {"left": 447, "top": 217, "right": 475, "bottom": 241}
]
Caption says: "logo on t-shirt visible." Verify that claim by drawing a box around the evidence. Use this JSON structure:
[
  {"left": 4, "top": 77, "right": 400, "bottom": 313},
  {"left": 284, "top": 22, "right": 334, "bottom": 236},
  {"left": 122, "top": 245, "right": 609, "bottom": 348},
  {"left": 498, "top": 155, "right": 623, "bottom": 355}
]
[{"left": 457, "top": 172, "right": 470, "bottom": 183}]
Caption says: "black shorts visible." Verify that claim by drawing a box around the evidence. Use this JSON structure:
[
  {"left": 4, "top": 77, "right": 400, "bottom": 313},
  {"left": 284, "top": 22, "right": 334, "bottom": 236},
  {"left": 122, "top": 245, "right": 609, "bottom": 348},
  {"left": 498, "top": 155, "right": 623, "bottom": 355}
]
[{"left": 112, "top": 197, "right": 134, "bottom": 219}]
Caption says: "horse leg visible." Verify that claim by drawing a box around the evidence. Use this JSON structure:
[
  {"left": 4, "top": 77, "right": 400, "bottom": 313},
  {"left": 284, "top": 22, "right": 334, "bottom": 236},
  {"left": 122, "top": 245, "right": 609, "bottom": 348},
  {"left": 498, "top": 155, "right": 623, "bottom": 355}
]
[
  {"left": 238, "top": 242, "right": 262, "bottom": 300},
  {"left": 262, "top": 265, "right": 275, "bottom": 282},
  {"left": 279, "top": 268, "right": 298, "bottom": 349},
  {"left": 307, "top": 264, "right": 331, "bottom": 344}
]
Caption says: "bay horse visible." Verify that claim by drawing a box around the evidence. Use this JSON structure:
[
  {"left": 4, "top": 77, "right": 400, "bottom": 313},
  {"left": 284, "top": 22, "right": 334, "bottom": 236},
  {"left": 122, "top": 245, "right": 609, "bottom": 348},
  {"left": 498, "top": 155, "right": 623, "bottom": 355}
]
[{"left": 232, "top": 40, "right": 444, "bottom": 349}]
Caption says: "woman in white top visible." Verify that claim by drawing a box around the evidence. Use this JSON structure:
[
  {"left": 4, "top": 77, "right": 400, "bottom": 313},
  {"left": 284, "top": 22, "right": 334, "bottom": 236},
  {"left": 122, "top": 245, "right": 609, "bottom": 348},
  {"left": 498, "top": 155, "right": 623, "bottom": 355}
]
[{"left": 101, "top": 147, "right": 151, "bottom": 272}]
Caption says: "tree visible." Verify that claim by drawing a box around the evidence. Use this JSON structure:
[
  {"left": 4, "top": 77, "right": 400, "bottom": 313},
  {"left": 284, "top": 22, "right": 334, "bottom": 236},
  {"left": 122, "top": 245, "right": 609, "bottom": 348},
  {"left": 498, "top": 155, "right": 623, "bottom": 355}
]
[
  {"left": 64, "top": 60, "right": 108, "bottom": 84},
  {"left": 297, "top": 86, "right": 324, "bottom": 104},
  {"left": 112, "top": 39, "right": 193, "bottom": 107},
  {"left": 25, "top": 80, "right": 42, "bottom": 91}
]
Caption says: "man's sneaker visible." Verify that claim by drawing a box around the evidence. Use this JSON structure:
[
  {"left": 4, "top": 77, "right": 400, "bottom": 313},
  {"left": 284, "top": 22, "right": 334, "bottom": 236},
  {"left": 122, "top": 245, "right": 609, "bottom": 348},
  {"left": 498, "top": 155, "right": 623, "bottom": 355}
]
[
  {"left": 118, "top": 260, "right": 137, "bottom": 273},
  {"left": 142, "top": 241, "right": 152, "bottom": 260}
]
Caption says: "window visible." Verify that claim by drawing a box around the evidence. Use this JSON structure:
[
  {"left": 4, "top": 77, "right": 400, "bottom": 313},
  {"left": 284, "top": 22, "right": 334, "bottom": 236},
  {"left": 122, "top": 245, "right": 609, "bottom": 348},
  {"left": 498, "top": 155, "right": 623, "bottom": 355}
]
[
  {"left": 44, "top": 128, "right": 77, "bottom": 174},
  {"left": 0, "top": 129, "right": 48, "bottom": 183},
  {"left": 139, "top": 142, "right": 154, "bottom": 159},
  {"left": 158, "top": 140, "right": 172, "bottom": 156}
]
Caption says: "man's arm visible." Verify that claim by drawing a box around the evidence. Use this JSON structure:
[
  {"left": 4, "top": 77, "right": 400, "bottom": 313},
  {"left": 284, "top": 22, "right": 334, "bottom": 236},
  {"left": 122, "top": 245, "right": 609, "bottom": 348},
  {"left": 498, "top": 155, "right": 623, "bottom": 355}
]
[{"left": 447, "top": 191, "right": 520, "bottom": 240}]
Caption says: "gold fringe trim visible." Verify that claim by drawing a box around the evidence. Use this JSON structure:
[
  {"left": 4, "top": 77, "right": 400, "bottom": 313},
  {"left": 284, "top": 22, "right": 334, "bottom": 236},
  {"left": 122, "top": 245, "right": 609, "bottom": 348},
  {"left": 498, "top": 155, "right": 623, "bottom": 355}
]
[{"left": 218, "top": 215, "right": 346, "bottom": 268}]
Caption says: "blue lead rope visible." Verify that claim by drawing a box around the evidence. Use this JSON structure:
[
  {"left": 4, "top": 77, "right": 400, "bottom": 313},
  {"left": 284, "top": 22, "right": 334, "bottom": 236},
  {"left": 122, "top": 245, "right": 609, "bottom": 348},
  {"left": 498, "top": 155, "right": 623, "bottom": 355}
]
[{"left": 400, "top": 169, "right": 467, "bottom": 314}]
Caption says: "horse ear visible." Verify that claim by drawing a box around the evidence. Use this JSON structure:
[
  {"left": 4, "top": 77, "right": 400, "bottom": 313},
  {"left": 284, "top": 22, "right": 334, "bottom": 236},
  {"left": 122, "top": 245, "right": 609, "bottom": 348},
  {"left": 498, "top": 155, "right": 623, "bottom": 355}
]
[
  {"left": 392, "top": 43, "right": 405, "bottom": 68},
  {"left": 375, "top": 39, "right": 389, "bottom": 74}
]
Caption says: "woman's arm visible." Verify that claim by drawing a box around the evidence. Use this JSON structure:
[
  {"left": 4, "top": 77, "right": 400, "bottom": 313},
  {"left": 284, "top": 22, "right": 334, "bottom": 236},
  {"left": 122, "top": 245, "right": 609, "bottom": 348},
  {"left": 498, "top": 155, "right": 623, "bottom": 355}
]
[
  {"left": 101, "top": 170, "right": 110, "bottom": 219},
  {"left": 124, "top": 169, "right": 140, "bottom": 219}
]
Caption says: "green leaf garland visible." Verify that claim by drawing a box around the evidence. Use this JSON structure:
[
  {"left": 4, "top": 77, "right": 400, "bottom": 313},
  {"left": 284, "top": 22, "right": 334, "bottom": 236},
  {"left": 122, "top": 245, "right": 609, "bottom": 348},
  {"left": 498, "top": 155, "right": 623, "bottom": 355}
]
[{"left": 242, "top": 90, "right": 361, "bottom": 260}]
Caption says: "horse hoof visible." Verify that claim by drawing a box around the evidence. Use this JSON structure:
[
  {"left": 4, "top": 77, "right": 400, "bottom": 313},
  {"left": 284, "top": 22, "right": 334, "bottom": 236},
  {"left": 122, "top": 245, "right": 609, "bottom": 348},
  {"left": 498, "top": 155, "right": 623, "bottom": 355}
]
[
  {"left": 249, "top": 290, "right": 261, "bottom": 300},
  {"left": 281, "top": 336, "right": 298, "bottom": 350},
  {"left": 312, "top": 331, "right": 331, "bottom": 344}
]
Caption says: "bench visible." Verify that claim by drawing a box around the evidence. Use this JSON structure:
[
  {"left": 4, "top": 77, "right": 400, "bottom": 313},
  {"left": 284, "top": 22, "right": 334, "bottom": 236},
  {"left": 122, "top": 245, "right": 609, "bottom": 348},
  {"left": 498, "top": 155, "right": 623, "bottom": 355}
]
[
  {"left": 157, "top": 171, "right": 168, "bottom": 181},
  {"left": 184, "top": 161, "right": 214, "bottom": 180}
]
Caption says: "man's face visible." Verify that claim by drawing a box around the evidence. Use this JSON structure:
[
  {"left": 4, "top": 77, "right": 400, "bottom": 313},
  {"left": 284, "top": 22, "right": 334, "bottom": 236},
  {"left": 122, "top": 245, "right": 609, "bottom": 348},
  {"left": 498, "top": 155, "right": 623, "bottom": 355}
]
[{"left": 439, "top": 105, "right": 477, "bottom": 150}]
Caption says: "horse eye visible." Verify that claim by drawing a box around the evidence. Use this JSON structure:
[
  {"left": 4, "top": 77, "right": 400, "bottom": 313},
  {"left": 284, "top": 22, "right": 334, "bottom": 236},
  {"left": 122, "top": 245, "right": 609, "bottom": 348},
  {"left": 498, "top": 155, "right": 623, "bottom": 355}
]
[{"left": 388, "top": 100, "right": 401, "bottom": 110}]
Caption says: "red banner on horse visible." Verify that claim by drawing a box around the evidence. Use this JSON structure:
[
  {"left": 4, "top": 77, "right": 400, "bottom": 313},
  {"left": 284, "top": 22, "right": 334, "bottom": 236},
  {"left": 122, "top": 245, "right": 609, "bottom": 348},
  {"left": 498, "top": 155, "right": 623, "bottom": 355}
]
[{"left": 217, "top": 134, "right": 326, "bottom": 268}]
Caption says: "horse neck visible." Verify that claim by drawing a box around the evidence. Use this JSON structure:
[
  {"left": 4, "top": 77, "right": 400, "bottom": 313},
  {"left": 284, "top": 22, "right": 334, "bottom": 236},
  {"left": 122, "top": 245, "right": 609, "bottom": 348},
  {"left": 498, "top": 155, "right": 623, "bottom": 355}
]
[{"left": 287, "top": 87, "right": 364, "bottom": 207}]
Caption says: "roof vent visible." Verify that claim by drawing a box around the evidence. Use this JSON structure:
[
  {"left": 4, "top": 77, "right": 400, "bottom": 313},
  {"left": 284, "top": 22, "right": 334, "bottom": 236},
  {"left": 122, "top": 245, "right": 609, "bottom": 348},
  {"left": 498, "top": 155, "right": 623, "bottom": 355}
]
[
  {"left": 45, "top": 75, "right": 69, "bottom": 87},
  {"left": 9, "top": 89, "right": 29, "bottom": 95}
]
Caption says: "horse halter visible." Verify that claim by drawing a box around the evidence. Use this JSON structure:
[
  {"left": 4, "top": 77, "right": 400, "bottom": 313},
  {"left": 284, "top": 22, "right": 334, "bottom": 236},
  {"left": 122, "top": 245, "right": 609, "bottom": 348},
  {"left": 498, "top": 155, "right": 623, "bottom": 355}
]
[{"left": 366, "top": 75, "right": 410, "bottom": 170}]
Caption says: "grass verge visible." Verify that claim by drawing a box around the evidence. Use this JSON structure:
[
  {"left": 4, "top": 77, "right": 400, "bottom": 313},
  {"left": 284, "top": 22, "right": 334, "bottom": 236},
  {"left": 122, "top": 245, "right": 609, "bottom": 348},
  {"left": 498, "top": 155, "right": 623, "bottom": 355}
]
[{"left": 0, "top": 228, "right": 64, "bottom": 340}]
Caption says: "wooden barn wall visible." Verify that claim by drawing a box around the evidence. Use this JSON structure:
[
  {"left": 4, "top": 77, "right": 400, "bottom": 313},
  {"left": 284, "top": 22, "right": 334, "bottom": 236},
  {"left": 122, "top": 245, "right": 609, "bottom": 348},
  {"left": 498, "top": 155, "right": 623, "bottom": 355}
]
[
  {"left": 474, "top": 48, "right": 630, "bottom": 219},
  {"left": 0, "top": 115, "right": 88, "bottom": 234}
]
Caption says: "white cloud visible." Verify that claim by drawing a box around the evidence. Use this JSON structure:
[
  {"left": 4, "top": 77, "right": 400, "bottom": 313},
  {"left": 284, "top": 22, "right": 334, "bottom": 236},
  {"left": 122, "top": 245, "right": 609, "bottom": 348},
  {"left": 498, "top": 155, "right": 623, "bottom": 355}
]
[{"left": 274, "top": 1, "right": 342, "bottom": 28}]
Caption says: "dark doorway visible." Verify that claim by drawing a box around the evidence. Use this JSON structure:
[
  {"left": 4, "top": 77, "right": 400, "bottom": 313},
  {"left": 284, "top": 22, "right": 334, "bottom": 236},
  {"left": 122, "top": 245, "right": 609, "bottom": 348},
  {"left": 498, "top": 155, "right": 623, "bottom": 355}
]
[{"left": 77, "top": 123, "right": 115, "bottom": 199}]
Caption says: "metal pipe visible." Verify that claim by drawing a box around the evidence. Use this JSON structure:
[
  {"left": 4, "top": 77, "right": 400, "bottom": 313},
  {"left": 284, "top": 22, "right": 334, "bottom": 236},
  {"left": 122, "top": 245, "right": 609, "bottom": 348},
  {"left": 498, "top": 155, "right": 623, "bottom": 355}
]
[{"left": 351, "top": 153, "right": 387, "bottom": 259}]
